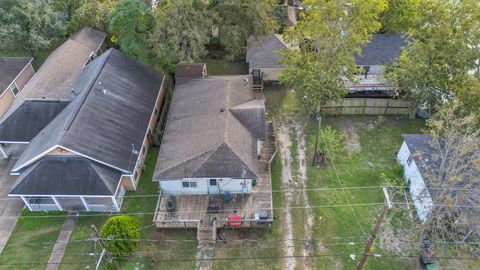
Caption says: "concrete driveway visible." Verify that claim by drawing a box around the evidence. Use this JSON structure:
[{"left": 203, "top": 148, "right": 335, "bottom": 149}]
[{"left": 0, "top": 145, "right": 27, "bottom": 254}]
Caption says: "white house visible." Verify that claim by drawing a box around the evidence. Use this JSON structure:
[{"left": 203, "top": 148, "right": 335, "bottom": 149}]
[
  {"left": 154, "top": 73, "right": 266, "bottom": 195},
  {"left": 397, "top": 134, "right": 435, "bottom": 222}
]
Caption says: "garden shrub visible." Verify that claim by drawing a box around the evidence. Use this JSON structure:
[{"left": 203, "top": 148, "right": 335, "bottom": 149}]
[{"left": 100, "top": 215, "right": 140, "bottom": 260}]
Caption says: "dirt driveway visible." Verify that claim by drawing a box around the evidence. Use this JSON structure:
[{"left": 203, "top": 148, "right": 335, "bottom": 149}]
[{"left": 0, "top": 145, "right": 27, "bottom": 254}]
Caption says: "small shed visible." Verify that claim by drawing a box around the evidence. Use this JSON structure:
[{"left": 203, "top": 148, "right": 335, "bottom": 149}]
[{"left": 246, "top": 34, "right": 289, "bottom": 82}]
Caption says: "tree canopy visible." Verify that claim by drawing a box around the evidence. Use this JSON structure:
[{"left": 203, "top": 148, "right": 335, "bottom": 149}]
[
  {"left": 387, "top": 0, "right": 480, "bottom": 115},
  {"left": 70, "top": 0, "right": 119, "bottom": 35},
  {"left": 380, "top": 0, "right": 419, "bottom": 34},
  {"left": 210, "top": 0, "right": 277, "bottom": 60},
  {"left": 149, "top": 0, "right": 211, "bottom": 73},
  {"left": 109, "top": 0, "right": 153, "bottom": 63},
  {"left": 279, "top": 0, "right": 387, "bottom": 115},
  {"left": 419, "top": 103, "right": 480, "bottom": 253},
  {"left": 0, "top": 0, "right": 65, "bottom": 57}
]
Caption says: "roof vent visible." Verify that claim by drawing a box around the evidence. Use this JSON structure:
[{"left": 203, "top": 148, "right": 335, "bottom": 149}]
[{"left": 220, "top": 108, "right": 225, "bottom": 113}]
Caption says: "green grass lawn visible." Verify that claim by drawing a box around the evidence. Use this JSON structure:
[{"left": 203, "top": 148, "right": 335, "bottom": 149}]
[
  {"left": 203, "top": 58, "right": 248, "bottom": 76},
  {"left": 305, "top": 116, "right": 425, "bottom": 269},
  {"left": 0, "top": 210, "right": 66, "bottom": 270},
  {"left": 0, "top": 49, "right": 53, "bottom": 70},
  {"left": 263, "top": 85, "right": 428, "bottom": 269}
]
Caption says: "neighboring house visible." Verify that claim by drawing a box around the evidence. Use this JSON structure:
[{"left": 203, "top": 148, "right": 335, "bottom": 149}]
[
  {"left": 246, "top": 34, "right": 288, "bottom": 83},
  {"left": 153, "top": 68, "right": 276, "bottom": 234},
  {"left": 397, "top": 134, "right": 480, "bottom": 227},
  {"left": 8, "top": 48, "right": 166, "bottom": 212},
  {"left": 0, "top": 57, "right": 34, "bottom": 117},
  {"left": 247, "top": 33, "right": 406, "bottom": 97},
  {"left": 346, "top": 34, "right": 406, "bottom": 98},
  {"left": 0, "top": 27, "right": 106, "bottom": 158}
]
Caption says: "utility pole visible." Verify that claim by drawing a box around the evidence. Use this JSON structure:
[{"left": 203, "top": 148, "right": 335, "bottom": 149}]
[
  {"left": 356, "top": 187, "right": 394, "bottom": 270},
  {"left": 91, "top": 225, "right": 119, "bottom": 270},
  {"left": 312, "top": 115, "right": 321, "bottom": 166}
]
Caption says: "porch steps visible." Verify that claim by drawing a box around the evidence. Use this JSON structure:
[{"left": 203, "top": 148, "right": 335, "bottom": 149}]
[
  {"left": 197, "top": 216, "right": 216, "bottom": 244},
  {"left": 253, "top": 84, "right": 264, "bottom": 92}
]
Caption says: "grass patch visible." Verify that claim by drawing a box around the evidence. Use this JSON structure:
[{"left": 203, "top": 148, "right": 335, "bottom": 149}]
[
  {"left": 0, "top": 49, "right": 53, "bottom": 70},
  {"left": 203, "top": 58, "right": 248, "bottom": 76},
  {"left": 0, "top": 210, "right": 66, "bottom": 270},
  {"left": 263, "top": 85, "right": 299, "bottom": 120},
  {"left": 305, "top": 116, "right": 425, "bottom": 269}
]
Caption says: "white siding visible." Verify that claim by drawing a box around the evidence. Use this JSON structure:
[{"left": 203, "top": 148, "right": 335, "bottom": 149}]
[
  {"left": 159, "top": 178, "right": 252, "bottom": 195},
  {"left": 218, "top": 178, "right": 252, "bottom": 193},
  {"left": 397, "top": 140, "right": 434, "bottom": 222},
  {"left": 257, "top": 139, "right": 263, "bottom": 157}
]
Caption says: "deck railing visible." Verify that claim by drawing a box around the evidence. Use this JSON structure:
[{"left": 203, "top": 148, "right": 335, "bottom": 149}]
[
  {"left": 29, "top": 204, "right": 60, "bottom": 211},
  {"left": 87, "top": 204, "right": 115, "bottom": 212}
]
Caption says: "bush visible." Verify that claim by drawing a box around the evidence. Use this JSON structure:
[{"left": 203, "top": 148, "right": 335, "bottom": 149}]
[
  {"left": 319, "top": 125, "right": 347, "bottom": 163},
  {"left": 100, "top": 215, "right": 140, "bottom": 260}
]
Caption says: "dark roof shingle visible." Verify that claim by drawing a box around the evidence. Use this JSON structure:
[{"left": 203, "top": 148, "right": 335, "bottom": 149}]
[
  {"left": 355, "top": 34, "right": 406, "bottom": 66},
  {"left": 12, "top": 49, "right": 164, "bottom": 173},
  {"left": 154, "top": 75, "right": 265, "bottom": 180},
  {"left": 246, "top": 34, "right": 288, "bottom": 69},
  {"left": 0, "top": 57, "right": 32, "bottom": 92},
  {"left": 9, "top": 156, "right": 121, "bottom": 196}
]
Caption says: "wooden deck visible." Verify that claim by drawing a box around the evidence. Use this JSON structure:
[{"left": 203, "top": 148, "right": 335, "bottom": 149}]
[{"left": 154, "top": 122, "right": 277, "bottom": 230}]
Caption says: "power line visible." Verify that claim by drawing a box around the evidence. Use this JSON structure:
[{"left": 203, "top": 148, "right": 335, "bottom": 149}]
[
  {"left": 3, "top": 199, "right": 480, "bottom": 220},
  {"left": 0, "top": 202, "right": 388, "bottom": 219},
  {"left": 0, "top": 185, "right": 478, "bottom": 201},
  {"left": 324, "top": 141, "right": 367, "bottom": 234},
  {"left": 1, "top": 252, "right": 479, "bottom": 266}
]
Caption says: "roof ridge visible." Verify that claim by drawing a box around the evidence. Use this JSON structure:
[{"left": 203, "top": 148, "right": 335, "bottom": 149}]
[
  {"left": 157, "top": 144, "right": 221, "bottom": 177},
  {"left": 214, "top": 142, "right": 257, "bottom": 178},
  {"left": 63, "top": 49, "right": 112, "bottom": 131},
  {"left": 89, "top": 160, "right": 119, "bottom": 195}
]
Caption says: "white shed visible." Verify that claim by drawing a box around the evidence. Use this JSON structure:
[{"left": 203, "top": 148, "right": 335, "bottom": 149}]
[{"left": 397, "top": 134, "right": 435, "bottom": 222}]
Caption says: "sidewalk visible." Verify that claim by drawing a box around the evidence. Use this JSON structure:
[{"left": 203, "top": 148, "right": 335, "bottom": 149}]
[{"left": 45, "top": 213, "right": 77, "bottom": 270}]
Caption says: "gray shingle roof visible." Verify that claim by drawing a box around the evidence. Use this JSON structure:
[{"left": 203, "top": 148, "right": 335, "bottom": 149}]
[
  {"left": 12, "top": 49, "right": 164, "bottom": 173},
  {"left": 0, "top": 57, "right": 32, "bottom": 92},
  {"left": 0, "top": 28, "right": 106, "bottom": 143},
  {"left": 402, "top": 134, "right": 480, "bottom": 219},
  {"left": 246, "top": 34, "right": 288, "bottom": 69},
  {"left": 154, "top": 75, "right": 265, "bottom": 180},
  {"left": 9, "top": 156, "right": 121, "bottom": 196},
  {"left": 0, "top": 100, "right": 69, "bottom": 142},
  {"left": 69, "top": 27, "right": 106, "bottom": 53},
  {"left": 355, "top": 34, "right": 406, "bottom": 66},
  {"left": 230, "top": 99, "right": 266, "bottom": 139}
]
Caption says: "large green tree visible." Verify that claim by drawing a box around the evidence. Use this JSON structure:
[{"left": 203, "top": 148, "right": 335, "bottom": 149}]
[
  {"left": 69, "top": 0, "right": 119, "bottom": 35},
  {"left": 149, "top": 0, "right": 211, "bottom": 73},
  {"left": 380, "top": 0, "right": 419, "bottom": 34},
  {"left": 0, "top": 0, "right": 65, "bottom": 57},
  {"left": 210, "top": 0, "right": 277, "bottom": 60},
  {"left": 109, "top": 0, "right": 153, "bottom": 63},
  {"left": 279, "top": 0, "right": 387, "bottom": 115},
  {"left": 387, "top": 0, "right": 480, "bottom": 115},
  {"left": 50, "top": 0, "right": 82, "bottom": 20}
]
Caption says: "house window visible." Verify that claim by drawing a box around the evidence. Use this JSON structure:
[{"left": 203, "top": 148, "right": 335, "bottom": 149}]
[
  {"left": 9, "top": 82, "right": 19, "bottom": 96},
  {"left": 209, "top": 179, "right": 217, "bottom": 186},
  {"left": 154, "top": 107, "right": 158, "bottom": 116},
  {"left": 182, "top": 181, "right": 197, "bottom": 188},
  {"left": 142, "top": 145, "right": 146, "bottom": 156}
]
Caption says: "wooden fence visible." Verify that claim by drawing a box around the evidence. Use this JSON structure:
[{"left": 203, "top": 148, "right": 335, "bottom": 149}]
[{"left": 321, "top": 98, "right": 414, "bottom": 117}]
